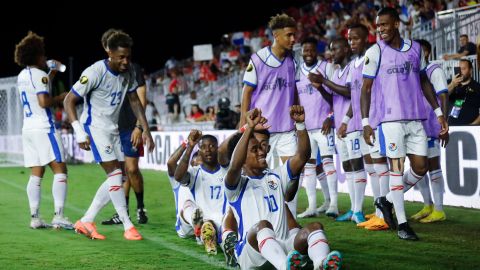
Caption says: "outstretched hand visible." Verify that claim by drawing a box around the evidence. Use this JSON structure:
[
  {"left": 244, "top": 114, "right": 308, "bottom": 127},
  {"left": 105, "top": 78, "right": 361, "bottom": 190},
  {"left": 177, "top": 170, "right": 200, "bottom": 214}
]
[
  {"left": 246, "top": 108, "right": 262, "bottom": 128},
  {"left": 290, "top": 105, "right": 305, "bottom": 123},
  {"left": 188, "top": 129, "right": 202, "bottom": 147}
]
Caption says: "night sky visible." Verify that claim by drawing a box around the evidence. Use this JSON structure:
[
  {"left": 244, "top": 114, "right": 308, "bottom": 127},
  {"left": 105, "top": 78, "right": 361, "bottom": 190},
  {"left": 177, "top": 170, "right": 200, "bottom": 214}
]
[{"left": 1, "top": 0, "right": 312, "bottom": 84}]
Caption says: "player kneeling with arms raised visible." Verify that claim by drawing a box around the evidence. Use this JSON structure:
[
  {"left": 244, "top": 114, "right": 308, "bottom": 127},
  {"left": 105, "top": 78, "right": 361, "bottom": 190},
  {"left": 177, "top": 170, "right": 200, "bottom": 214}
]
[{"left": 225, "top": 106, "right": 342, "bottom": 270}]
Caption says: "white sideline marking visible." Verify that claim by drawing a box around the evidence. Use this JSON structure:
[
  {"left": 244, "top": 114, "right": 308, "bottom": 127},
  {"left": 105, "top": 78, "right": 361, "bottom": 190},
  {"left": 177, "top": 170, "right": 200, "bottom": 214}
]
[{"left": 0, "top": 177, "right": 227, "bottom": 269}]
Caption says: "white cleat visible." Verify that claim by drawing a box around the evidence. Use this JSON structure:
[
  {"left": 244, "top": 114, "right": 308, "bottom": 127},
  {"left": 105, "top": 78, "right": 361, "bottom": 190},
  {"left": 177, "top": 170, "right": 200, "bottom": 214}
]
[
  {"left": 30, "top": 218, "right": 50, "bottom": 229},
  {"left": 52, "top": 216, "right": 74, "bottom": 230},
  {"left": 316, "top": 201, "right": 330, "bottom": 214},
  {"left": 325, "top": 205, "right": 339, "bottom": 218},
  {"left": 297, "top": 208, "right": 317, "bottom": 218}
]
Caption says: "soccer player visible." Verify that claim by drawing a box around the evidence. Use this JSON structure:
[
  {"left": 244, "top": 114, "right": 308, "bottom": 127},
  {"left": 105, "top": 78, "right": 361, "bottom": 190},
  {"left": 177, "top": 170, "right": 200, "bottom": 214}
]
[
  {"left": 99, "top": 29, "right": 149, "bottom": 225},
  {"left": 225, "top": 107, "right": 342, "bottom": 270},
  {"left": 240, "top": 14, "right": 299, "bottom": 216},
  {"left": 411, "top": 39, "right": 449, "bottom": 223},
  {"left": 295, "top": 37, "right": 338, "bottom": 219},
  {"left": 64, "top": 31, "right": 155, "bottom": 240},
  {"left": 14, "top": 31, "right": 72, "bottom": 230},
  {"left": 174, "top": 130, "right": 228, "bottom": 255},
  {"left": 360, "top": 7, "right": 448, "bottom": 240}
]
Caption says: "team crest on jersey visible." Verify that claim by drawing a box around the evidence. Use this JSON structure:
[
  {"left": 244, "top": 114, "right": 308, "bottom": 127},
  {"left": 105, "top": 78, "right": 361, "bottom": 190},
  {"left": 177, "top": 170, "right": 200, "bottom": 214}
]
[
  {"left": 246, "top": 64, "right": 253, "bottom": 72},
  {"left": 105, "top": 145, "right": 113, "bottom": 154},
  {"left": 80, "top": 76, "right": 88, "bottom": 84},
  {"left": 365, "top": 56, "right": 369, "bottom": 65},
  {"left": 268, "top": 179, "right": 278, "bottom": 190},
  {"left": 388, "top": 143, "right": 398, "bottom": 152},
  {"left": 41, "top": 77, "right": 48, "bottom": 84}
]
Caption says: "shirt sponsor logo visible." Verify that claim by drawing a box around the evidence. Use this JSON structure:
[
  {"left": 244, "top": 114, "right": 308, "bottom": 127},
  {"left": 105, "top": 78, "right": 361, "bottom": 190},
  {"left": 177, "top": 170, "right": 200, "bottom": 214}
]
[
  {"left": 386, "top": 61, "right": 419, "bottom": 75},
  {"left": 261, "top": 78, "right": 294, "bottom": 91}
]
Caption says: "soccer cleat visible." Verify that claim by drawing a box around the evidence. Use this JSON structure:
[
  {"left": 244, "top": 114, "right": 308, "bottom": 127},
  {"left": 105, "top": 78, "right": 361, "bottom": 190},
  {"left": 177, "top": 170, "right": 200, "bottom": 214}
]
[
  {"left": 101, "top": 213, "right": 123, "bottom": 225},
  {"left": 351, "top": 211, "right": 366, "bottom": 224},
  {"left": 335, "top": 210, "right": 353, "bottom": 221},
  {"left": 364, "top": 213, "right": 376, "bottom": 220},
  {"left": 374, "top": 197, "right": 396, "bottom": 230},
  {"left": 316, "top": 201, "right": 330, "bottom": 214},
  {"left": 322, "top": 250, "right": 343, "bottom": 270},
  {"left": 411, "top": 205, "right": 433, "bottom": 221},
  {"left": 365, "top": 218, "right": 389, "bottom": 231},
  {"left": 137, "top": 208, "right": 148, "bottom": 224},
  {"left": 201, "top": 222, "right": 217, "bottom": 255},
  {"left": 419, "top": 210, "right": 446, "bottom": 223},
  {"left": 124, "top": 226, "right": 143, "bottom": 240},
  {"left": 223, "top": 232, "right": 239, "bottom": 267},
  {"left": 30, "top": 218, "right": 50, "bottom": 229},
  {"left": 74, "top": 220, "right": 105, "bottom": 240},
  {"left": 286, "top": 250, "right": 306, "bottom": 269},
  {"left": 357, "top": 216, "right": 377, "bottom": 227},
  {"left": 397, "top": 222, "right": 419, "bottom": 241},
  {"left": 325, "top": 205, "right": 339, "bottom": 218},
  {"left": 192, "top": 208, "right": 204, "bottom": 238},
  {"left": 297, "top": 208, "right": 317, "bottom": 218},
  {"left": 52, "top": 216, "right": 74, "bottom": 230}
]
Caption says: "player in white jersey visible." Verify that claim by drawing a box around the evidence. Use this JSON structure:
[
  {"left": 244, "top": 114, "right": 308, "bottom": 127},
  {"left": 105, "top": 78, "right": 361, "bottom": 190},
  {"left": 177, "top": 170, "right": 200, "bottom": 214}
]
[
  {"left": 64, "top": 32, "right": 154, "bottom": 241},
  {"left": 410, "top": 39, "right": 449, "bottom": 223},
  {"left": 174, "top": 131, "right": 228, "bottom": 255},
  {"left": 14, "top": 32, "right": 73, "bottom": 230},
  {"left": 225, "top": 107, "right": 342, "bottom": 270}
]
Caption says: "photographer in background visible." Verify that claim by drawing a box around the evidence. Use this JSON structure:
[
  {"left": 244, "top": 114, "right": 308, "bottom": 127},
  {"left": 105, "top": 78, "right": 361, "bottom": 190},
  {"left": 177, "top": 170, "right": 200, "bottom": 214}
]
[
  {"left": 214, "top": 97, "right": 239, "bottom": 129},
  {"left": 447, "top": 59, "right": 480, "bottom": 125}
]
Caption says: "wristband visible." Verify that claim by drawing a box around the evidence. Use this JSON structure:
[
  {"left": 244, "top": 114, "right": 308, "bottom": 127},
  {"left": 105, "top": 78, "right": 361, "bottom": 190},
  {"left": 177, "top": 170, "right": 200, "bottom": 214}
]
[
  {"left": 327, "top": 112, "right": 334, "bottom": 119},
  {"left": 361, "top": 118, "right": 370, "bottom": 127},
  {"left": 434, "top": 107, "right": 443, "bottom": 117},
  {"left": 295, "top": 122, "right": 306, "bottom": 131},
  {"left": 342, "top": 115, "right": 351, "bottom": 124},
  {"left": 181, "top": 139, "right": 188, "bottom": 148},
  {"left": 239, "top": 124, "right": 248, "bottom": 133},
  {"left": 135, "top": 124, "right": 144, "bottom": 132},
  {"left": 72, "top": 120, "right": 88, "bottom": 143}
]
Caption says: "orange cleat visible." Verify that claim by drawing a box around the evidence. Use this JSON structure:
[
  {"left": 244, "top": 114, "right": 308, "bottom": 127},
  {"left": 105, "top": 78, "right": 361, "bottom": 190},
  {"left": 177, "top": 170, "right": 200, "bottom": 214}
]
[
  {"left": 365, "top": 213, "right": 376, "bottom": 220},
  {"left": 365, "top": 218, "right": 389, "bottom": 231},
  {"left": 74, "top": 220, "right": 106, "bottom": 240},
  {"left": 124, "top": 226, "right": 143, "bottom": 240}
]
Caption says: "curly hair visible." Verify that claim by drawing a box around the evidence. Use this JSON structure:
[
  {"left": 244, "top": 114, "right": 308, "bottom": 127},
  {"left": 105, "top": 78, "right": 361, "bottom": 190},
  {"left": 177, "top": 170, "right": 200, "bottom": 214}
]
[
  {"left": 101, "top": 28, "right": 125, "bottom": 50},
  {"left": 107, "top": 31, "right": 133, "bottom": 51},
  {"left": 268, "top": 13, "right": 296, "bottom": 31},
  {"left": 14, "top": 31, "right": 45, "bottom": 67}
]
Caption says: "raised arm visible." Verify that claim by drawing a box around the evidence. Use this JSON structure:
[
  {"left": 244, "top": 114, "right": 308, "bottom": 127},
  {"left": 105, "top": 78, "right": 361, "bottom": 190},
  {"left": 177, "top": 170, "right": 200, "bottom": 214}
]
[
  {"left": 360, "top": 77, "right": 375, "bottom": 146},
  {"left": 240, "top": 84, "right": 254, "bottom": 127},
  {"left": 174, "top": 129, "right": 202, "bottom": 185},
  {"left": 167, "top": 143, "right": 187, "bottom": 177},
  {"left": 128, "top": 91, "right": 155, "bottom": 152},
  {"left": 287, "top": 105, "right": 311, "bottom": 176},
  {"left": 224, "top": 109, "right": 262, "bottom": 188}
]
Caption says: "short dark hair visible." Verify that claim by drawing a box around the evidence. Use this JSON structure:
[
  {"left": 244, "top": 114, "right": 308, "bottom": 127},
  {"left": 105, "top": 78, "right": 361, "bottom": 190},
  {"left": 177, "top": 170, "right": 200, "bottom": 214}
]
[
  {"left": 460, "top": 34, "right": 469, "bottom": 40},
  {"left": 348, "top": 23, "right": 369, "bottom": 38},
  {"left": 301, "top": 37, "right": 318, "bottom": 46},
  {"left": 101, "top": 28, "right": 125, "bottom": 50},
  {"left": 107, "top": 32, "right": 133, "bottom": 51},
  {"left": 200, "top": 134, "right": 218, "bottom": 145},
  {"left": 331, "top": 37, "right": 349, "bottom": 49},
  {"left": 415, "top": 39, "right": 431, "bottom": 54},
  {"left": 268, "top": 13, "right": 296, "bottom": 31},
  {"left": 459, "top": 59, "right": 473, "bottom": 69},
  {"left": 14, "top": 31, "right": 45, "bottom": 67},
  {"left": 253, "top": 129, "right": 271, "bottom": 138},
  {"left": 377, "top": 7, "right": 400, "bottom": 21}
]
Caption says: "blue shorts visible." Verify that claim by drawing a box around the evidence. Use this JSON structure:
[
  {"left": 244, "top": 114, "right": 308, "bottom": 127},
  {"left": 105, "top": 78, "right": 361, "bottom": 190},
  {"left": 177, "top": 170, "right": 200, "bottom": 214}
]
[{"left": 120, "top": 129, "right": 143, "bottom": 158}]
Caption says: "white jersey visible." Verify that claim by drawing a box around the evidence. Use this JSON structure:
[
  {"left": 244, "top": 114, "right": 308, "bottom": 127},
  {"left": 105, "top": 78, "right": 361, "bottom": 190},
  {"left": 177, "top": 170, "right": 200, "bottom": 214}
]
[
  {"left": 17, "top": 67, "right": 54, "bottom": 131},
  {"left": 225, "top": 161, "right": 297, "bottom": 256},
  {"left": 71, "top": 60, "right": 138, "bottom": 132},
  {"left": 185, "top": 165, "right": 228, "bottom": 227},
  {"left": 169, "top": 175, "right": 194, "bottom": 233}
]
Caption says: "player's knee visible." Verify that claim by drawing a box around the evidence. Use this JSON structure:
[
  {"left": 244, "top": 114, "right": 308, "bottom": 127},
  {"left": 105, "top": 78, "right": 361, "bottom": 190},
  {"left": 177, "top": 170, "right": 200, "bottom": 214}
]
[
  {"left": 255, "top": 220, "right": 273, "bottom": 230},
  {"left": 412, "top": 164, "right": 428, "bottom": 176},
  {"left": 125, "top": 165, "right": 140, "bottom": 178},
  {"left": 305, "top": 221, "right": 324, "bottom": 232},
  {"left": 351, "top": 158, "right": 364, "bottom": 171}
]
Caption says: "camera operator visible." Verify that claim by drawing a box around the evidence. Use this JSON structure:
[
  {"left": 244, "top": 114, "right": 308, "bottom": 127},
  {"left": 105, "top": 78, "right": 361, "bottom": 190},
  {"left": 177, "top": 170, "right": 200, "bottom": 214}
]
[{"left": 215, "top": 97, "right": 239, "bottom": 129}]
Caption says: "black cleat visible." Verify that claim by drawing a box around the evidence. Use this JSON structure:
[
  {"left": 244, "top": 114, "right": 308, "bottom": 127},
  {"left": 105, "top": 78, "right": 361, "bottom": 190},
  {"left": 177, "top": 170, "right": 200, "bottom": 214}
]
[
  {"left": 223, "top": 232, "right": 239, "bottom": 267},
  {"left": 397, "top": 222, "right": 419, "bottom": 241},
  {"left": 374, "top": 196, "right": 396, "bottom": 230},
  {"left": 101, "top": 213, "right": 123, "bottom": 225},
  {"left": 137, "top": 208, "right": 148, "bottom": 224}
]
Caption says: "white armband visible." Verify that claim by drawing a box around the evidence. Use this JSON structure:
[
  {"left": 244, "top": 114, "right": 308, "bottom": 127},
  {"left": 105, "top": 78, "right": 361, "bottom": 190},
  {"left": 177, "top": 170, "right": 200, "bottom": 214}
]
[
  {"left": 342, "top": 115, "right": 351, "bottom": 124},
  {"left": 72, "top": 120, "right": 88, "bottom": 143},
  {"left": 434, "top": 107, "right": 443, "bottom": 117},
  {"left": 362, "top": 118, "right": 370, "bottom": 127},
  {"left": 295, "top": 122, "right": 306, "bottom": 131}
]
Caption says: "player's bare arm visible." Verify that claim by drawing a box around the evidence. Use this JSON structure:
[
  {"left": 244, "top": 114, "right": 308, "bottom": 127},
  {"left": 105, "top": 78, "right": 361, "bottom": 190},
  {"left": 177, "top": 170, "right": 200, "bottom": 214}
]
[
  {"left": 420, "top": 72, "right": 449, "bottom": 137},
  {"left": 240, "top": 84, "right": 254, "bottom": 127},
  {"left": 337, "top": 104, "right": 353, "bottom": 139},
  {"left": 309, "top": 72, "right": 351, "bottom": 97},
  {"left": 127, "top": 91, "right": 155, "bottom": 152},
  {"left": 360, "top": 77, "right": 374, "bottom": 146},
  {"left": 309, "top": 73, "right": 333, "bottom": 106},
  {"left": 131, "top": 85, "right": 147, "bottom": 148},
  {"left": 174, "top": 129, "right": 202, "bottom": 185},
  {"left": 167, "top": 144, "right": 187, "bottom": 177},
  {"left": 37, "top": 92, "right": 67, "bottom": 108},
  {"left": 64, "top": 92, "right": 90, "bottom": 151}
]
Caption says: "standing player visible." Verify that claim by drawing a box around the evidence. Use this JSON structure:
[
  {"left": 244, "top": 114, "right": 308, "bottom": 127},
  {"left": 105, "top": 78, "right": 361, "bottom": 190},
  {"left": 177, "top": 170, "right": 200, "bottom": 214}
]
[
  {"left": 225, "top": 107, "right": 342, "bottom": 270},
  {"left": 64, "top": 32, "right": 155, "bottom": 240},
  {"left": 99, "top": 29, "right": 150, "bottom": 225},
  {"left": 296, "top": 37, "right": 338, "bottom": 219},
  {"left": 14, "top": 31, "right": 72, "bottom": 230},
  {"left": 240, "top": 14, "right": 299, "bottom": 216},
  {"left": 411, "top": 39, "right": 449, "bottom": 223},
  {"left": 360, "top": 7, "right": 448, "bottom": 240}
]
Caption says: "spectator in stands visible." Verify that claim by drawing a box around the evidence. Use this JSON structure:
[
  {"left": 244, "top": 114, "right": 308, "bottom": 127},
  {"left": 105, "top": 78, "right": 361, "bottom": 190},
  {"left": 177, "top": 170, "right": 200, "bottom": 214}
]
[
  {"left": 166, "top": 88, "right": 180, "bottom": 124},
  {"left": 187, "top": 104, "right": 204, "bottom": 122},
  {"left": 145, "top": 100, "right": 156, "bottom": 127},
  {"left": 182, "top": 90, "right": 198, "bottom": 118},
  {"left": 443, "top": 34, "right": 477, "bottom": 60},
  {"left": 196, "top": 106, "right": 216, "bottom": 122},
  {"left": 447, "top": 59, "right": 480, "bottom": 125}
]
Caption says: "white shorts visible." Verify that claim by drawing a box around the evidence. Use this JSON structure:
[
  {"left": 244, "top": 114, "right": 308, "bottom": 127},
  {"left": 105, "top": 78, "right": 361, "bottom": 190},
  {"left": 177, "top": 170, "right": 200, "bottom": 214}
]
[
  {"left": 309, "top": 129, "right": 335, "bottom": 159},
  {"left": 369, "top": 129, "right": 383, "bottom": 159},
  {"left": 236, "top": 228, "right": 299, "bottom": 269},
  {"left": 175, "top": 186, "right": 195, "bottom": 238},
  {"left": 379, "top": 121, "right": 427, "bottom": 158},
  {"left": 345, "top": 131, "right": 370, "bottom": 159},
  {"left": 84, "top": 125, "right": 124, "bottom": 163},
  {"left": 268, "top": 131, "right": 297, "bottom": 158},
  {"left": 22, "top": 129, "right": 65, "bottom": 167},
  {"left": 427, "top": 138, "right": 441, "bottom": 159}
]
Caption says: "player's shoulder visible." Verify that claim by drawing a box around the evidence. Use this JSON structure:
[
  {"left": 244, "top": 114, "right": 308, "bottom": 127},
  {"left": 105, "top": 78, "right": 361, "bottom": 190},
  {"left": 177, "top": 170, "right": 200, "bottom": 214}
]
[
  {"left": 29, "top": 67, "right": 48, "bottom": 77},
  {"left": 255, "top": 47, "right": 270, "bottom": 61},
  {"left": 84, "top": 59, "right": 108, "bottom": 75}
]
